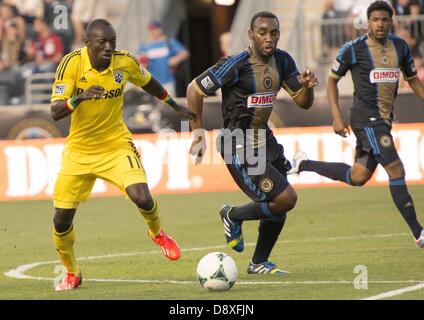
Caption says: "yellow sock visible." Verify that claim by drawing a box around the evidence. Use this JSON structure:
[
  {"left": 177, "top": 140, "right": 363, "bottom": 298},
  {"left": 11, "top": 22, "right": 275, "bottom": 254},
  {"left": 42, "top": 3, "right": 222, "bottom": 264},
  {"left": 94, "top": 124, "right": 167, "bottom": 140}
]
[
  {"left": 53, "top": 225, "right": 80, "bottom": 275},
  {"left": 138, "top": 199, "right": 161, "bottom": 238}
]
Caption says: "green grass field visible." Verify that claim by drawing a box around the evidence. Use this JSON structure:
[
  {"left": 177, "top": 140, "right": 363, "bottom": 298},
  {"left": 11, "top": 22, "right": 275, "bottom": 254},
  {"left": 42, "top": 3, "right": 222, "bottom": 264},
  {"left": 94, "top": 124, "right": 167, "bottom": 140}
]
[{"left": 1, "top": 186, "right": 424, "bottom": 300}]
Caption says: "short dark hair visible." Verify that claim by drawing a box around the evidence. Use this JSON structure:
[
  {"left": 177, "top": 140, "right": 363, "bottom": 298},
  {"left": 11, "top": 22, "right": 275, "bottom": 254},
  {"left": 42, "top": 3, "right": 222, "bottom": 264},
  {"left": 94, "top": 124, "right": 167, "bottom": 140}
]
[
  {"left": 86, "top": 19, "right": 114, "bottom": 37},
  {"left": 367, "top": 1, "right": 394, "bottom": 19},
  {"left": 250, "top": 11, "right": 279, "bottom": 30}
]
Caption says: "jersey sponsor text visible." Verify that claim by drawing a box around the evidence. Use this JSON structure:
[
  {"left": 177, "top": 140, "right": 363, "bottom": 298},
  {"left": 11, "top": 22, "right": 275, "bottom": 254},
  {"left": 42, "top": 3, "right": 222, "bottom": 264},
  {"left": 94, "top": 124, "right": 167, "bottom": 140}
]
[
  {"left": 369, "top": 68, "right": 400, "bottom": 83},
  {"left": 247, "top": 92, "right": 277, "bottom": 108}
]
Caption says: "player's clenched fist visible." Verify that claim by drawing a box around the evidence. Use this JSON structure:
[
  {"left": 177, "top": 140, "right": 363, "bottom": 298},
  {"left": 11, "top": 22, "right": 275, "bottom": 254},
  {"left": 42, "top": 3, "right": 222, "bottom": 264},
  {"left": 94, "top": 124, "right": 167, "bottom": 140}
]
[
  {"left": 299, "top": 69, "right": 318, "bottom": 89},
  {"left": 78, "top": 86, "right": 106, "bottom": 101}
]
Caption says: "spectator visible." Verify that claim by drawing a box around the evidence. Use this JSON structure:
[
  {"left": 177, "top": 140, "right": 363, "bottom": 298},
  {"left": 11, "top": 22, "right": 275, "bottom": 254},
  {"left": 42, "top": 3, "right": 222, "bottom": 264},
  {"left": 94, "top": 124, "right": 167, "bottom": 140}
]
[
  {"left": 71, "top": 0, "right": 107, "bottom": 48},
  {"left": 22, "top": 17, "right": 63, "bottom": 75},
  {"left": 395, "top": 0, "right": 424, "bottom": 58},
  {"left": 0, "top": 3, "right": 26, "bottom": 40},
  {"left": 6, "top": 0, "right": 44, "bottom": 23},
  {"left": 321, "top": 0, "right": 352, "bottom": 58},
  {"left": 138, "top": 20, "right": 190, "bottom": 97},
  {"left": 394, "top": 0, "right": 423, "bottom": 15},
  {"left": 0, "top": 21, "right": 24, "bottom": 103},
  {"left": 5, "top": 0, "right": 44, "bottom": 40},
  {"left": 0, "top": 22, "right": 23, "bottom": 69}
]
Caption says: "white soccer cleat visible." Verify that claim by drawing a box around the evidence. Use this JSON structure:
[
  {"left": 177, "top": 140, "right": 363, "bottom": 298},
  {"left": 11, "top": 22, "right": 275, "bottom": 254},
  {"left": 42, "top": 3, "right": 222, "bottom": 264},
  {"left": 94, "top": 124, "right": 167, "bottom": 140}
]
[
  {"left": 415, "top": 229, "right": 424, "bottom": 248},
  {"left": 287, "top": 151, "right": 308, "bottom": 175}
]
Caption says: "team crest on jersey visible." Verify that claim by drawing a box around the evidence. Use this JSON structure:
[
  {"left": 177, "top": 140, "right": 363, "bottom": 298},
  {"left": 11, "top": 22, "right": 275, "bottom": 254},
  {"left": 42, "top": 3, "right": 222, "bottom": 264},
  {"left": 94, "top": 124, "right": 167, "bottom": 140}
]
[
  {"left": 381, "top": 55, "right": 390, "bottom": 65},
  {"left": 259, "top": 178, "right": 274, "bottom": 193},
  {"left": 380, "top": 135, "right": 392, "bottom": 147},
  {"left": 114, "top": 70, "right": 124, "bottom": 84},
  {"left": 263, "top": 77, "right": 273, "bottom": 89}
]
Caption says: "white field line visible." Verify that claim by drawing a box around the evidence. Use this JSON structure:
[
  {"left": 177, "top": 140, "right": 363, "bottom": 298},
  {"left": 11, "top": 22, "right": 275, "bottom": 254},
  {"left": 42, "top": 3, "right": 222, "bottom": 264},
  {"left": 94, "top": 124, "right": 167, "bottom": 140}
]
[
  {"left": 362, "top": 282, "right": 424, "bottom": 300},
  {"left": 5, "top": 232, "right": 424, "bottom": 292}
]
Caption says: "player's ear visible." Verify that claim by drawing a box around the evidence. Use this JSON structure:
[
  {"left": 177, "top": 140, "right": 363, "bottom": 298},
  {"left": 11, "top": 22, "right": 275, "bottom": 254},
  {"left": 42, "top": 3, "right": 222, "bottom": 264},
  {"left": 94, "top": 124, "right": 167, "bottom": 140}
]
[
  {"left": 83, "top": 34, "right": 90, "bottom": 47},
  {"left": 248, "top": 29, "right": 253, "bottom": 41}
]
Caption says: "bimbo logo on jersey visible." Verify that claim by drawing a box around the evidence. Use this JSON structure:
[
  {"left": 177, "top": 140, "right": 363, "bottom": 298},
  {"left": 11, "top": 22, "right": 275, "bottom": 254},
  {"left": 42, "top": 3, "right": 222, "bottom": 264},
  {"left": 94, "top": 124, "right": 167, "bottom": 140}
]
[
  {"left": 370, "top": 68, "right": 400, "bottom": 83},
  {"left": 247, "top": 92, "right": 277, "bottom": 109}
]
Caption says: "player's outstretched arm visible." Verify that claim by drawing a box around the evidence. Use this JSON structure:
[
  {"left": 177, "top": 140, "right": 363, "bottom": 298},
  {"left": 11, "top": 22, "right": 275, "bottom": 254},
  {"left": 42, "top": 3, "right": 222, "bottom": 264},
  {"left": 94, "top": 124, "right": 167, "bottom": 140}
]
[
  {"left": 187, "top": 81, "right": 206, "bottom": 165},
  {"left": 327, "top": 76, "right": 350, "bottom": 137},
  {"left": 50, "top": 86, "right": 105, "bottom": 121},
  {"left": 141, "top": 76, "right": 197, "bottom": 121},
  {"left": 293, "top": 69, "right": 318, "bottom": 109},
  {"left": 407, "top": 77, "right": 424, "bottom": 100}
]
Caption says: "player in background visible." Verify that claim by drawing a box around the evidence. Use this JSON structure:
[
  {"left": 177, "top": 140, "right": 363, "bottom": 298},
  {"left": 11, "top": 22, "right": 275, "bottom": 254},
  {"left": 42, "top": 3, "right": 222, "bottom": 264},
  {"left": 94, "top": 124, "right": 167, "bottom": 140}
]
[
  {"left": 187, "top": 12, "right": 318, "bottom": 275},
  {"left": 289, "top": 1, "right": 424, "bottom": 247},
  {"left": 50, "top": 19, "right": 196, "bottom": 290}
]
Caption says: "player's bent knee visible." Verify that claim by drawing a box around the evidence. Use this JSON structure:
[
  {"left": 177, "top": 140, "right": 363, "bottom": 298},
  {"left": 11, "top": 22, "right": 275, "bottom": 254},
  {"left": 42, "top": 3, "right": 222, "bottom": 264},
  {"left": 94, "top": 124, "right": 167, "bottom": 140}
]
[
  {"left": 130, "top": 192, "right": 154, "bottom": 210},
  {"left": 53, "top": 208, "right": 76, "bottom": 233},
  {"left": 350, "top": 172, "right": 370, "bottom": 186},
  {"left": 284, "top": 194, "right": 298, "bottom": 212},
  {"left": 271, "top": 188, "right": 297, "bottom": 213},
  {"left": 350, "top": 177, "right": 367, "bottom": 187},
  {"left": 132, "top": 196, "right": 154, "bottom": 211},
  {"left": 385, "top": 161, "right": 405, "bottom": 180},
  {"left": 126, "top": 184, "right": 155, "bottom": 210}
]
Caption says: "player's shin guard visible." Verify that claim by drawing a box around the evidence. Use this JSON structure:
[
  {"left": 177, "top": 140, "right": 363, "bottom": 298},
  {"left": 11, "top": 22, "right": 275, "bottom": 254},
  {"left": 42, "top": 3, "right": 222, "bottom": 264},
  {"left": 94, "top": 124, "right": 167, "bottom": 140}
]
[
  {"left": 252, "top": 214, "right": 286, "bottom": 264},
  {"left": 389, "top": 179, "right": 423, "bottom": 239},
  {"left": 300, "top": 160, "right": 353, "bottom": 185},
  {"left": 138, "top": 199, "right": 161, "bottom": 238},
  {"left": 53, "top": 225, "right": 80, "bottom": 275}
]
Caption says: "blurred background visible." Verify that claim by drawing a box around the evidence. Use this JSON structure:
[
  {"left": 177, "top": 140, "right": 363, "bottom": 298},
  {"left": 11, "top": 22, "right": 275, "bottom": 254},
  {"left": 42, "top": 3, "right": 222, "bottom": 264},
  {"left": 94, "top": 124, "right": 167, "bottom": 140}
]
[{"left": 0, "top": 0, "right": 423, "bottom": 139}]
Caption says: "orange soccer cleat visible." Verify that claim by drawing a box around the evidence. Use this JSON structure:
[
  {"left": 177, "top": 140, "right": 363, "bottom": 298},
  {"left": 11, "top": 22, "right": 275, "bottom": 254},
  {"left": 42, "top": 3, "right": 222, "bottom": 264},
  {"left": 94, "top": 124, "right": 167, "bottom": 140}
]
[
  {"left": 55, "top": 272, "right": 82, "bottom": 291},
  {"left": 151, "top": 230, "right": 181, "bottom": 261}
]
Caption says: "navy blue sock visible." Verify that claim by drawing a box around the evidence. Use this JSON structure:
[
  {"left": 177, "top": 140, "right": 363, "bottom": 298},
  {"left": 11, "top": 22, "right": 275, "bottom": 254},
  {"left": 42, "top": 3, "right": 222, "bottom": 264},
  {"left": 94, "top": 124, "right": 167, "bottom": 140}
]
[
  {"left": 389, "top": 179, "right": 422, "bottom": 239},
  {"left": 300, "top": 160, "right": 353, "bottom": 185},
  {"left": 229, "top": 201, "right": 274, "bottom": 222},
  {"left": 252, "top": 214, "right": 286, "bottom": 264}
]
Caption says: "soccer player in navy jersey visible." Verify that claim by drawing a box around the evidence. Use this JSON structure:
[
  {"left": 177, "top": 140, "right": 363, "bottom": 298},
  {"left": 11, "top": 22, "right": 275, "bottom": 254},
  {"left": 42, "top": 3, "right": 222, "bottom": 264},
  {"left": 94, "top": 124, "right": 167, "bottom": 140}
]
[
  {"left": 290, "top": 1, "right": 424, "bottom": 248},
  {"left": 187, "top": 11, "right": 318, "bottom": 274}
]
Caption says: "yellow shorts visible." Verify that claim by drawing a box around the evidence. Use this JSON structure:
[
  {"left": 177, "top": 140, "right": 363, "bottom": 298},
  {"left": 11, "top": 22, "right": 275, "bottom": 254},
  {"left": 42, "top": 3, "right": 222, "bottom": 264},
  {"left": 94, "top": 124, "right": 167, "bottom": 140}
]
[{"left": 54, "top": 143, "right": 147, "bottom": 209}]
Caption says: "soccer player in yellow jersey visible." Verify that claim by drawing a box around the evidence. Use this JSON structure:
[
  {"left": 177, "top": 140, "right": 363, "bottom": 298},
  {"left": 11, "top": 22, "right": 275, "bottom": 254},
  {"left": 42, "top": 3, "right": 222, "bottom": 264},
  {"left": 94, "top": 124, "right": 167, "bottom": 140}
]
[{"left": 50, "top": 19, "right": 197, "bottom": 291}]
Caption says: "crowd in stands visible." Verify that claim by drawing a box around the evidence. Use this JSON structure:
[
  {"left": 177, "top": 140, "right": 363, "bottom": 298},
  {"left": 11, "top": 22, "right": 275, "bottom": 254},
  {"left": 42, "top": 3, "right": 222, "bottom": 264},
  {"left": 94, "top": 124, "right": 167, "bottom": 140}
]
[
  {"left": 322, "top": 0, "right": 424, "bottom": 89},
  {"left": 2, "top": 0, "right": 424, "bottom": 106},
  {"left": 0, "top": 0, "right": 107, "bottom": 105},
  {"left": 323, "top": 1, "right": 424, "bottom": 54}
]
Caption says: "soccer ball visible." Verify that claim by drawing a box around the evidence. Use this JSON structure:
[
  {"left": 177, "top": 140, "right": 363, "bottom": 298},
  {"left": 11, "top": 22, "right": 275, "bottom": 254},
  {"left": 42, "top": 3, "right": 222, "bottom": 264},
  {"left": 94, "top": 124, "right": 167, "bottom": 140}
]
[{"left": 196, "top": 252, "right": 237, "bottom": 291}]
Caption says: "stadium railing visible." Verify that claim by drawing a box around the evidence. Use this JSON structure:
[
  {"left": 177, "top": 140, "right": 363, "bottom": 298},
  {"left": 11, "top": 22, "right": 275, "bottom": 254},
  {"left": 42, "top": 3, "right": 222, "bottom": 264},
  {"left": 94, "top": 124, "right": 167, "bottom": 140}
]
[
  {"left": 25, "top": 72, "right": 55, "bottom": 107},
  {"left": 309, "top": 14, "right": 424, "bottom": 64}
]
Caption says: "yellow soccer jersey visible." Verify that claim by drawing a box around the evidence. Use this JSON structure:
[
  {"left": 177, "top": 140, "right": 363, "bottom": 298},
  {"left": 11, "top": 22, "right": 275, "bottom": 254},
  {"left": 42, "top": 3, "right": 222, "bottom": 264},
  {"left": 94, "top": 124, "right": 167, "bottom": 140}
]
[{"left": 51, "top": 47, "right": 152, "bottom": 154}]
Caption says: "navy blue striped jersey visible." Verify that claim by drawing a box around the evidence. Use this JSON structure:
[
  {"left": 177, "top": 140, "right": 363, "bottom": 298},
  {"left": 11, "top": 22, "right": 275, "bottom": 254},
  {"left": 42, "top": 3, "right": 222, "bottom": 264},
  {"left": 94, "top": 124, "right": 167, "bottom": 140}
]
[
  {"left": 192, "top": 47, "right": 303, "bottom": 131},
  {"left": 330, "top": 33, "right": 417, "bottom": 123}
]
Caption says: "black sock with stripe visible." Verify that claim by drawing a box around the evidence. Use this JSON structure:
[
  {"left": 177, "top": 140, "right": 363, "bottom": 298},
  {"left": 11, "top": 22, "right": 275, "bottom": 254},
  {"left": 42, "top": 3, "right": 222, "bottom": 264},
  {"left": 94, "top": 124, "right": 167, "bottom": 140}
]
[
  {"left": 229, "top": 201, "right": 273, "bottom": 222},
  {"left": 252, "top": 215, "right": 286, "bottom": 264},
  {"left": 389, "top": 178, "right": 422, "bottom": 239},
  {"left": 300, "top": 160, "right": 353, "bottom": 185}
]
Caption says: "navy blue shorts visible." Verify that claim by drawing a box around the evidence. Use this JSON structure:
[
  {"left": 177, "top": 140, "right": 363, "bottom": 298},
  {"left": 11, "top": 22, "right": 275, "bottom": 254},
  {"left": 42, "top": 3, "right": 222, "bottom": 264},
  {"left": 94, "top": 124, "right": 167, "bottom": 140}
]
[
  {"left": 353, "top": 122, "right": 400, "bottom": 168},
  {"left": 222, "top": 136, "right": 291, "bottom": 202}
]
